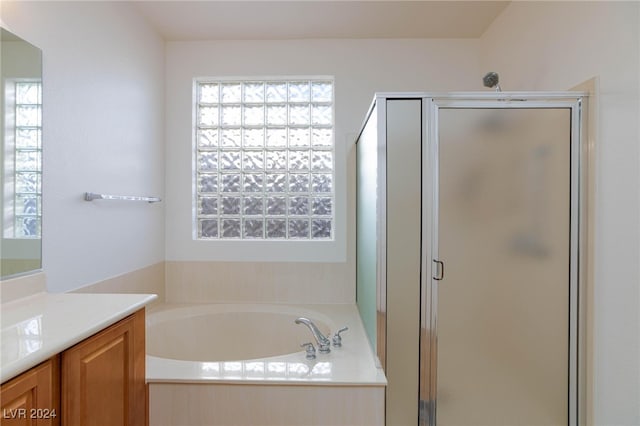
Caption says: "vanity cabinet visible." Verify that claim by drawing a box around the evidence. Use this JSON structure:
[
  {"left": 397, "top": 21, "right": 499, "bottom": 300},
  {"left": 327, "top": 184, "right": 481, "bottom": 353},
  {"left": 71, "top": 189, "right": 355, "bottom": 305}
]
[
  {"left": 1, "top": 309, "right": 146, "bottom": 426},
  {"left": 0, "top": 357, "right": 60, "bottom": 425}
]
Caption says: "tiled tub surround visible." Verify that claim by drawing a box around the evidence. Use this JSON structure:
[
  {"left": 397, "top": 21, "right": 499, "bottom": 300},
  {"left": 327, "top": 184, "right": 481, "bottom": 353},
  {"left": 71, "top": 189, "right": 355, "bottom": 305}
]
[
  {"left": 164, "top": 261, "right": 353, "bottom": 304},
  {"left": 147, "top": 303, "right": 386, "bottom": 426},
  {"left": 0, "top": 292, "right": 157, "bottom": 382},
  {"left": 72, "top": 262, "right": 166, "bottom": 307}
]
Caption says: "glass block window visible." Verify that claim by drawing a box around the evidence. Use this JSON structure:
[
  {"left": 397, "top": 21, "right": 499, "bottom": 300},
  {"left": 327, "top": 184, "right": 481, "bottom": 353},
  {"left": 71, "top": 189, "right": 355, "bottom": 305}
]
[
  {"left": 3, "top": 81, "right": 42, "bottom": 238},
  {"left": 194, "top": 78, "right": 334, "bottom": 240}
]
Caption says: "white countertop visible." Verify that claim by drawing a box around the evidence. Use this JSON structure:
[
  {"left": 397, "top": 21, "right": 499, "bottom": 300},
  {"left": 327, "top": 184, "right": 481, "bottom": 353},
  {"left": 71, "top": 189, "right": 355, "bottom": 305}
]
[{"left": 1, "top": 292, "right": 157, "bottom": 383}]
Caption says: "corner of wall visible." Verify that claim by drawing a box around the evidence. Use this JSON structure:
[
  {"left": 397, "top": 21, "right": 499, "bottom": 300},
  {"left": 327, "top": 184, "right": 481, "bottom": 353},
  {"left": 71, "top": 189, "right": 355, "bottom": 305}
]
[
  {"left": 72, "top": 262, "right": 166, "bottom": 307},
  {"left": 0, "top": 271, "right": 46, "bottom": 304}
]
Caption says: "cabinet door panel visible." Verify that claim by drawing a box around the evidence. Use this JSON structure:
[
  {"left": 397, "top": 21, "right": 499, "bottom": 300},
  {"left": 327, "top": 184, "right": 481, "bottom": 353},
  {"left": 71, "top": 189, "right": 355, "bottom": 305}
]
[
  {"left": 0, "top": 357, "right": 60, "bottom": 426},
  {"left": 62, "top": 310, "right": 145, "bottom": 426}
]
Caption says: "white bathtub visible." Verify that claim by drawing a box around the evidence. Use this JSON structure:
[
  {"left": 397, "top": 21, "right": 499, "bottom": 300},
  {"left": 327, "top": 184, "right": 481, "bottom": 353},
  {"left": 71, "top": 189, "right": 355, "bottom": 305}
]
[
  {"left": 147, "top": 304, "right": 333, "bottom": 363},
  {"left": 146, "top": 303, "right": 386, "bottom": 426}
]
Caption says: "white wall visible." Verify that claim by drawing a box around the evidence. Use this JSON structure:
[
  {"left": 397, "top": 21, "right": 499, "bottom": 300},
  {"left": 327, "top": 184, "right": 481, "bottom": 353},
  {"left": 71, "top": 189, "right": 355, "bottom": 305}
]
[
  {"left": 480, "top": 2, "right": 640, "bottom": 424},
  {"left": 164, "top": 38, "right": 480, "bottom": 299},
  {"left": 1, "top": 1, "right": 165, "bottom": 293}
]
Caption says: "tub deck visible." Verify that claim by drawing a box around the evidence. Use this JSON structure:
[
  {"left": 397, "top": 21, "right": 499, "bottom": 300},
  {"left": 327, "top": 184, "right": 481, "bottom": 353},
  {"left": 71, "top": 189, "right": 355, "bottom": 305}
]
[{"left": 146, "top": 303, "right": 386, "bottom": 386}]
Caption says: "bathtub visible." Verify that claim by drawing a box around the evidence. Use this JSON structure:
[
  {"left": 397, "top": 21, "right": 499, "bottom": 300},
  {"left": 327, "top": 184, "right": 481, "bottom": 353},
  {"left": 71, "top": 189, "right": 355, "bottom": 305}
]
[{"left": 146, "top": 303, "right": 386, "bottom": 426}]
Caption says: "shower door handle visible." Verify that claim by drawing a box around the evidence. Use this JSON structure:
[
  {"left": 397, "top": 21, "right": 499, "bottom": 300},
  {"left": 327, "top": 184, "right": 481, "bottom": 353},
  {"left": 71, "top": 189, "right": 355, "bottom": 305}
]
[{"left": 433, "top": 259, "right": 444, "bottom": 281}]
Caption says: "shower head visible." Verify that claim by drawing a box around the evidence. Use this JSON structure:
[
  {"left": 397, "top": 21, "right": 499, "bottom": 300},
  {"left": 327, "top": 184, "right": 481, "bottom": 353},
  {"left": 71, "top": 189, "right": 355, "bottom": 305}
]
[{"left": 483, "top": 72, "right": 501, "bottom": 92}]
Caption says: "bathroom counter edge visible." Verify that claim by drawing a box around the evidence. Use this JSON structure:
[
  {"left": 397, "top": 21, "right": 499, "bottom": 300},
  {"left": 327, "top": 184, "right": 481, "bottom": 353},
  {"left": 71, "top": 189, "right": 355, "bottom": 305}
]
[{"left": 0, "top": 292, "right": 157, "bottom": 383}]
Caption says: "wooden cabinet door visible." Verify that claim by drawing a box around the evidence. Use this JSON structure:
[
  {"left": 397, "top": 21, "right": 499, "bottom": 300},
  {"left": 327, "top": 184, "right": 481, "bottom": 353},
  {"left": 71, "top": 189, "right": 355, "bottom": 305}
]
[
  {"left": 61, "top": 310, "right": 145, "bottom": 426},
  {"left": 0, "top": 357, "right": 60, "bottom": 426}
]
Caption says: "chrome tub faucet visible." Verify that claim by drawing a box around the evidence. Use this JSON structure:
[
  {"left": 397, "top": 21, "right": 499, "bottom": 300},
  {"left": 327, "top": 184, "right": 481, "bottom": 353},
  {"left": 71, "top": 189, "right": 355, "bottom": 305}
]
[{"left": 295, "top": 317, "right": 331, "bottom": 354}]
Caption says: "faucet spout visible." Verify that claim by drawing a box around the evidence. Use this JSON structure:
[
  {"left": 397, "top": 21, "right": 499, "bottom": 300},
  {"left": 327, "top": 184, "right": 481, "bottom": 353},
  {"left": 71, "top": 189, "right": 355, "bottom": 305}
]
[{"left": 295, "top": 317, "right": 331, "bottom": 354}]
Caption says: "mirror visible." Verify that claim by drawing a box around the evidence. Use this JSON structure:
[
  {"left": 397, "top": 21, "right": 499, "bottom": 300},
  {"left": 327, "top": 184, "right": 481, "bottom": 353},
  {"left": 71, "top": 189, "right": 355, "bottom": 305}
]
[{"left": 0, "top": 28, "right": 43, "bottom": 279}]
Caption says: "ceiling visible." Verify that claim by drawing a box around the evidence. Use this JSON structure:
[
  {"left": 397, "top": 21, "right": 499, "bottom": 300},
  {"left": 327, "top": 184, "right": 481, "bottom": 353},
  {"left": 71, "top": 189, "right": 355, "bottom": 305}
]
[{"left": 133, "top": 1, "right": 510, "bottom": 41}]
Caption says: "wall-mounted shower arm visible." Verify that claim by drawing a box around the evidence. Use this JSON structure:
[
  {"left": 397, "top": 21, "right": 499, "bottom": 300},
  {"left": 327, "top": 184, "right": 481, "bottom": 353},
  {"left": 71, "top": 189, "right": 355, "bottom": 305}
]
[{"left": 483, "top": 71, "right": 502, "bottom": 92}]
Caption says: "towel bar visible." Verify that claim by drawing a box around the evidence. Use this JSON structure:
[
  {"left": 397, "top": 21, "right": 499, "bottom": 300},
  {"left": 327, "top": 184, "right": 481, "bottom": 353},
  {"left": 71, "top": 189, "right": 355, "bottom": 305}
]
[{"left": 84, "top": 192, "right": 161, "bottom": 203}]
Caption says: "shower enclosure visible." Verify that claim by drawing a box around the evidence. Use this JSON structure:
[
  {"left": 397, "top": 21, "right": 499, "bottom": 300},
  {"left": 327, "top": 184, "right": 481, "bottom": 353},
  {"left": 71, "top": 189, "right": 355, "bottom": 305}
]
[{"left": 355, "top": 93, "right": 588, "bottom": 426}]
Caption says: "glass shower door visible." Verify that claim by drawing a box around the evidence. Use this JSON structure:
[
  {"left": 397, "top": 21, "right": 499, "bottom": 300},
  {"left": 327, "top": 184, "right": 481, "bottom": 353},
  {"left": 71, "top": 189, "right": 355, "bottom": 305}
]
[{"left": 432, "top": 106, "right": 572, "bottom": 426}]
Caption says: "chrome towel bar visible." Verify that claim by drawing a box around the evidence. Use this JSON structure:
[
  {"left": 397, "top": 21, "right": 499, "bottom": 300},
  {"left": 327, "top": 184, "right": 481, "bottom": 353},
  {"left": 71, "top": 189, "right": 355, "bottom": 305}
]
[{"left": 84, "top": 192, "right": 161, "bottom": 203}]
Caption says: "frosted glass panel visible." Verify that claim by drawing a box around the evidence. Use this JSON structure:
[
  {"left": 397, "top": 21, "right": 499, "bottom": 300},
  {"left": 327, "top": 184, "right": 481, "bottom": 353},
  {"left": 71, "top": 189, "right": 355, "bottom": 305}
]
[
  {"left": 243, "top": 174, "right": 263, "bottom": 192},
  {"left": 16, "top": 129, "right": 40, "bottom": 149},
  {"left": 288, "top": 82, "right": 310, "bottom": 102},
  {"left": 198, "top": 152, "right": 218, "bottom": 172},
  {"left": 221, "top": 219, "right": 241, "bottom": 238},
  {"left": 311, "top": 82, "right": 332, "bottom": 102},
  {"left": 221, "top": 105, "right": 241, "bottom": 126},
  {"left": 243, "top": 196, "right": 263, "bottom": 215},
  {"left": 267, "top": 106, "right": 287, "bottom": 126},
  {"left": 266, "top": 173, "right": 286, "bottom": 192},
  {"left": 16, "top": 173, "right": 39, "bottom": 193},
  {"left": 288, "top": 219, "right": 309, "bottom": 238},
  {"left": 288, "top": 174, "right": 309, "bottom": 192},
  {"left": 198, "top": 129, "right": 219, "bottom": 148},
  {"left": 311, "top": 219, "right": 331, "bottom": 239},
  {"left": 221, "top": 197, "right": 241, "bottom": 214},
  {"left": 289, "top": 105, "right": 310, "bottom": 125},
  {"left": 16, "top": 82, "right": 40, "bottom": 104},
  {"left": 436, "top": 108, "right": 571, "bottom": 426},
  {"left": 243, "top": 83, "right": 264, "bottom": 103},
  {"left": 312, "top": 127, "right": 333, "bottom": 147},
  {"left": 220, "top": 83, "right": 241, "bottom": 103},
  {"left": 16, "top": 105, "right": 40, "bottom": 126},
  {"left": 199, "top": 106, "right": 219, "bottom": 126},
  {"left": 288, "top": 150, "right": 310, "bottom": 171},
  {"left": 311, "top": 174, "right": 332, "bottom": 193},
  {"left": 200, "top": 219, "right": 218, "bottom": 238},
  {"left": 199, "top": 84, "right": 219, "bottom": 103},
  {"left": 242, "top": 151, "right": 264, "bottom": 171},
  {"left": 199, "top": 197, "right": 218, "bottom": 215},
  {"left": 243, "top": 219, "right": 264, "bottom": 238},
  {"left": 311, "top": 151, "right": 332, "bottom": 171},
  {"left": 266, "top": 197, "right": 286, "bottom": 215},
  {"left": 311, "top": 105, "right": 332, "bottom": 125},
  {"left": 289, "top": 127, "right": 310, "bottom": 148},
  {"left": 266, "top": 219, "right": 286, "bottom": 238},
  {"left": 312, "top": 197, "right": 332, "bottom": 215},
  {"left": 220, "top": 151, "right": 241, "bottom": 170},
  {"left": 221, "top": 129, "right": 241, "bottom": 147},
  {"left": 288, "top": 196, "right": 309, "bottom": 215},
  {"left": 266, "top": 83, "right": 287, "bottom": 103},
  {"left": 356, "top": 107, "right": 378, "bottom": 351},
  {"left": 15, "top": 151, "right": 40, "bottom": 171}
]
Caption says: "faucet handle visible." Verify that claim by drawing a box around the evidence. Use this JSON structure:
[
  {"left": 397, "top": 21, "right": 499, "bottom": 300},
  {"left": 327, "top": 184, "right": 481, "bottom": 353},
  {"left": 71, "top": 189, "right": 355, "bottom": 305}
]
[
  {"left": 301, "top": 342, "right": 316, "bottom": 360},
  {"left": 332, "top": 327, "right": 349, "bottom": 347}
]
